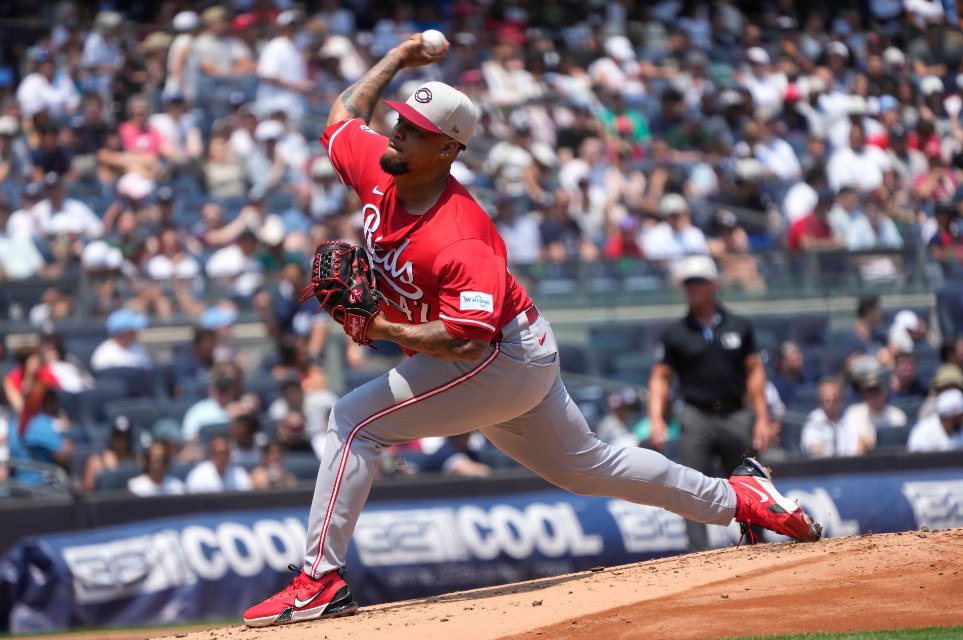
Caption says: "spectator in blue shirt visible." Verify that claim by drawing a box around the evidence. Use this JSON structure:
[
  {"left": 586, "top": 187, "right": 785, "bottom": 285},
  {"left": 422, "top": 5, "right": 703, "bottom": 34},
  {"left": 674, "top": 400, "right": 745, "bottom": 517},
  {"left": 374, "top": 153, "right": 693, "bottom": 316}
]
[
  {"left": 174, "top": 327, "right": 217, "bottom": 394},
  {"left": 9, "top": 389, "right": 73, "bottom": 486}
]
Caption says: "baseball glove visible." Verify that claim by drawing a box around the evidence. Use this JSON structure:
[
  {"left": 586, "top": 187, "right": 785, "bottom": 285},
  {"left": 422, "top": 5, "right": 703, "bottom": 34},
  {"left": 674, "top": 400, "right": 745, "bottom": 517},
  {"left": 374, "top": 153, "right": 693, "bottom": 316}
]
[{"left": 299, "top": 241, "right": 398, "bottom": 346}]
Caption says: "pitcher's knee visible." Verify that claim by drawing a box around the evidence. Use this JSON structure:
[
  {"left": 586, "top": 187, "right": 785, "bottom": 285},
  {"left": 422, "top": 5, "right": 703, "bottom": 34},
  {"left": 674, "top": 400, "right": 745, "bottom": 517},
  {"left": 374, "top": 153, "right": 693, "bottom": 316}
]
[{"left": 328, "top": 398, "right": 360, "bottom": 437}]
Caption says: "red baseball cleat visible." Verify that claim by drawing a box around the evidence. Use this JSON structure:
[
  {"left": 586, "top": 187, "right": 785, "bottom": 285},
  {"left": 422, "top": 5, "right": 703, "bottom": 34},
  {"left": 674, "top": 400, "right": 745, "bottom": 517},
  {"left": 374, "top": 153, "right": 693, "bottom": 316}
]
[
  {"left": 729, "top": 457, "right": 822, "bottom": 545},
  {"left": 243, "top": 565, "right": 359, "bottom": 627}
]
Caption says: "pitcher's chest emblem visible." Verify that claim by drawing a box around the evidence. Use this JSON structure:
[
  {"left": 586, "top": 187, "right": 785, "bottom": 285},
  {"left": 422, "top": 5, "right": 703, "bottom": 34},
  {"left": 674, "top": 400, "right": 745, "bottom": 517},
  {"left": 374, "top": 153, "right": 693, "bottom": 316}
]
[{"left": 362, "top": 187, "right": 424, "bottom": 300}]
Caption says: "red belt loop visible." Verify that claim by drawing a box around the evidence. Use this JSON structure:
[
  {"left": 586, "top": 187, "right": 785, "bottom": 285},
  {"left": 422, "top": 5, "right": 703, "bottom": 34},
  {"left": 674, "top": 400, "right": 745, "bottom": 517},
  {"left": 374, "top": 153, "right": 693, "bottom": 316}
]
[{"left": 494, "top": 304, "right": 539, "bottom": 342}]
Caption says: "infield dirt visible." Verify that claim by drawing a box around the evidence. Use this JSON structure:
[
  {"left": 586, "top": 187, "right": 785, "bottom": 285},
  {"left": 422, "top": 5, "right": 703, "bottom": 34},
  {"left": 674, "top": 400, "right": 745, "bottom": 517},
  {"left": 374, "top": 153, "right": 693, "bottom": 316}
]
[{"left": 74, "top": 527, "right": 963, "bottom": 640}]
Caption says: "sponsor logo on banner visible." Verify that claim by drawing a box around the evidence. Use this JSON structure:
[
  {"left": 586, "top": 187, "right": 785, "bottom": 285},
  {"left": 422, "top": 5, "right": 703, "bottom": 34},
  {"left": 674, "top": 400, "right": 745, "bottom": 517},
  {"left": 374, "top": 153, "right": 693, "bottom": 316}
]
[
  {"left": 60, "top": 518, "right": 307, "bottom": 605},
  {"left": 459, "top": 292, "right": 493, "bottom": 313},
  {"left": 605, "top": 501, "right": 688, "bottom": 553},
  {"left": 901, "top": 479, "right": 963, "bottom": 530},
  {"left": 354, "top": 502, "right": 602, "bottom": 566}
]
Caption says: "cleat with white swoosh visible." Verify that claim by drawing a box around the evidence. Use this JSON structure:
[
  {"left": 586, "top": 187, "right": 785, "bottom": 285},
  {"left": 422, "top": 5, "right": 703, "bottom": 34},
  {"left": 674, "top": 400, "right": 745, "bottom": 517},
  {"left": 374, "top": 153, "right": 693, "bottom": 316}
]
[
  {"left": 243, "top": 565, "right": 358, "bottom": 627},
  {"left": 728, "top": 457, "right": 822, "bottom": 545}
]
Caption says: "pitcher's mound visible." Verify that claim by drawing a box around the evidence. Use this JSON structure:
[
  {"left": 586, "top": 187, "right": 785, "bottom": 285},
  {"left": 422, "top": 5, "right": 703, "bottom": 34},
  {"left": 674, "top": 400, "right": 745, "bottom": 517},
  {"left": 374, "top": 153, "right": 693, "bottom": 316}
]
[{"left": 157, "top": 528, "right": 963, "bottom": 640}]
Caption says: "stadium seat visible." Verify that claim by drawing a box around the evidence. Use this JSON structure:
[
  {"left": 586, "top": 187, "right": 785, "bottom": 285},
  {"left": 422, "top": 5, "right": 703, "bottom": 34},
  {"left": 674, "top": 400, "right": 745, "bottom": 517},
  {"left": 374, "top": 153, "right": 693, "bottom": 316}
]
[
  {"left": 245, "top": 374, "right": 282, "bottom": 406},
  {"left": 105, "top": 398, "right": 164, "bottom": 432},
  {"left": 55, "top": 390, "right": 84, "bottom": 425},
  {"left": 152, "top": 362, "right": 177, "bottom": 400},
  {"left": 876, "top": 425, "right": 913, "bottom": 448},
  {"left": 66, "top": 338, "right": 104, "bottom": 370},
  {"left": 161, "top": 398, "right": 196, "bottom": 424},
  {"left": 199, "top": 422, "right": 231, "bottom": 443},
  {"left": 636, "top": 319, "right": 676, "bottom": 352},
  {"left": 170, "top": 462, "right": 198, "bottom": 480},
  {"left": 780, "top": 412, "right": 808, "bottom": 454},
  {"left": 95, "top": 464, "right": 142, "bottom": 492},
  {"left": 558, "top": 343, "right": 589, "bottom": 374},
  {"left": 81, "top": 381, "right": 129, "bottom": 426},
  {"left": 786, "top": 314, "right": 828, "bottom": 347},
  {"left": 94, "top": 367, "right": 154, "bottom": 398},
  {"left": 284, "top": 452, "right": 321, "bottom": 480}
]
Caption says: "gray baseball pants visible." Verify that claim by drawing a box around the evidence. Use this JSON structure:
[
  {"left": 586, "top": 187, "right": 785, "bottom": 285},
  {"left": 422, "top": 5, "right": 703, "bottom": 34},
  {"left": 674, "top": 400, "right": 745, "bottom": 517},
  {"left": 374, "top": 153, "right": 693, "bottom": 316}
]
[{"left": 303, "top": 311, "right": 738, "bottom": 578}]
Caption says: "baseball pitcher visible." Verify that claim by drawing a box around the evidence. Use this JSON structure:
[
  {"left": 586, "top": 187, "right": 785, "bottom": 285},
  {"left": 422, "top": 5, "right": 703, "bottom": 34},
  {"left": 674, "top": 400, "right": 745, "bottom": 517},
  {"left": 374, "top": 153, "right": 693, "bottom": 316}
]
[{"left": 243, "top": 34, "right": 822, "bottom": 627}]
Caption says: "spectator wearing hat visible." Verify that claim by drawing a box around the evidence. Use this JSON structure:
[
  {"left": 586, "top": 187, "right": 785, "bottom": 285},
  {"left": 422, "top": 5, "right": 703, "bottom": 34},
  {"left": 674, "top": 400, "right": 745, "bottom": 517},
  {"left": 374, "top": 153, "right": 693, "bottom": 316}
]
[
  {"left": 128, "top": 441, "right": 186, "bottom": 496},
  {"left": 886, "top": 123, "right": 928, "bottom": 184},
  {"left": 800, "top": 377, "right": 847, "bottom": 458},
  {"left": 927, "top": 201, "right": 963, "bottom": 271},
  {"left": 588, "top": 36, "right": 645, "bottom": 100},
  {"left": 641, "top": 194, "right": 708, "bottom": 264},
  {"left": 708, "top": 209, "right": 764, "bottom": 293},
  {"left": 81, "top": 11, "right": 124, "bottom": 98},
  {"left": 83, "top": 414, "right": 137, "bottom": 492},
  {"left": 184, "top": 6, "right": 256, "bottom": 102},
  {"left": 603, "top": 215, "right": 644, "bottom": 259},
  {"left": 740, "top": 46, "right": 788, "bottom": 119},
  {"left": 90, "top": 309, "right": 152, "bottom": 372},
  {"left": 827, "top": 122, "right": 893, "bottom": 193},
  {"left": 201, "top": 304, "right": 240, "bottom": 364},
  {"left": 837, "top": 367, "right": 907, "bottom": 456},
  {"left": 16, "top": 50, "right": 80, "bottom": 120},
  {"left": 908, "top": 388, "right": 963, "bottom": 452},
  {"left": 918, "top": 362, "right": 963, "bottom": 421},
  {"left": 5, "top": 182, "right": 42, "bottom": 241},
  {"left": 649, "top": 255, "right": 772, "bottom": 550},
  {"left": 165, "top": 11, "right": 201, "bottom": 96},
  {"left": 483, "top": 121, "right": 543, "bottom": 201},
  {"left": 0, "top": 115, "right": 32, "bottom": 183},
  {"left": 787, "top": 188, "right": 843, "bottom": 251},
  {"left": 35, "top": 172, "right": 103, "bottom": 240},
  {"left": 714, "top": 158, "right": 768, "bottom": 214},
  {"left": 256, "top": 11, "right": 312, "bottom": 125}
]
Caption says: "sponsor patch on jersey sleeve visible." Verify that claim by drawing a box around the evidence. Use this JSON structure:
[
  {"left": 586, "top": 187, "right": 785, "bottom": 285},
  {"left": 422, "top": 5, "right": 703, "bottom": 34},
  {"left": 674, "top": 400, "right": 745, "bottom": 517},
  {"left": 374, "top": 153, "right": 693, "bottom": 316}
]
[{"left": 459, "top": 291, "right": 494, "bottom": 313}]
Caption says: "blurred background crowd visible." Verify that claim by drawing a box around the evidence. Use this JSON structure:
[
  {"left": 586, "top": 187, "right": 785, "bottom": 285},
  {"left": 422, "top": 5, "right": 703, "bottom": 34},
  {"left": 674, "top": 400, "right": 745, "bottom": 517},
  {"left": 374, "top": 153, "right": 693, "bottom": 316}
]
[{"left": 2, "top": 0, "right": 963, "bottom": 497}]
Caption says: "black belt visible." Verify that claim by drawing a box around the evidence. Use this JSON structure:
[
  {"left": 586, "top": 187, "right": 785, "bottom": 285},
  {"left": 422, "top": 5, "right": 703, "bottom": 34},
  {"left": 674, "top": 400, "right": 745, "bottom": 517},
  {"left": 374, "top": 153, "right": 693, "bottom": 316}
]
[{"left": 686, "top": 399, "right": 744, "bottom": 414}]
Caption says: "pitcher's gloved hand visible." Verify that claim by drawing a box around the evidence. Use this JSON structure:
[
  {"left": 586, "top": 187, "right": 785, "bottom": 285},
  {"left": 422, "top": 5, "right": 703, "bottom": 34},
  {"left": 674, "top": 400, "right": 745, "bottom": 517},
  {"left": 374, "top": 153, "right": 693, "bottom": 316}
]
[{"left": 300, "top": 241, "right": 396, "bottom": 346}]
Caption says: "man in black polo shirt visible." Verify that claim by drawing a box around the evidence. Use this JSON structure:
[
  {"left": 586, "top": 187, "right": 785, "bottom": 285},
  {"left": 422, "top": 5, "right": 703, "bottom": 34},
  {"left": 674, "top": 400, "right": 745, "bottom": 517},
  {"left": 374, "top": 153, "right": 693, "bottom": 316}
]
[{"left": 648, "top": 255, "right": 772, "bottom": 551}]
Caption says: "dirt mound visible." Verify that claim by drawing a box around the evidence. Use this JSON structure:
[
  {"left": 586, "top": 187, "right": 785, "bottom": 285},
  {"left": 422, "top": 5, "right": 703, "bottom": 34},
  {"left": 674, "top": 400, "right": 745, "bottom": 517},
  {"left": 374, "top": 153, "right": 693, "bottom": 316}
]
[{"left": 152, "top": 528, "right": 963, "bottom": 640}]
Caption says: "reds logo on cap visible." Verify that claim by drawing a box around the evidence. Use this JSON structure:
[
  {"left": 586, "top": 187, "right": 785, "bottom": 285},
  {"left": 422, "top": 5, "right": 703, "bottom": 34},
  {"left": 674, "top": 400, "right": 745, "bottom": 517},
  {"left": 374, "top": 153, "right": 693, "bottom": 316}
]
[{"left": 383, "top": 81, "right": 477, "bottom": 147}]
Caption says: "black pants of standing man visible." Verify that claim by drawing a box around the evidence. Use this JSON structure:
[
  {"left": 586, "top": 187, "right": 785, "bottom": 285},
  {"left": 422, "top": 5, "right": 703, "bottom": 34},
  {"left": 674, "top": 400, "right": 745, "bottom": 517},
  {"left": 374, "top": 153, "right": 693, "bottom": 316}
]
[{"left": 678, "top": 403, "right": 755, "bottom": 552}]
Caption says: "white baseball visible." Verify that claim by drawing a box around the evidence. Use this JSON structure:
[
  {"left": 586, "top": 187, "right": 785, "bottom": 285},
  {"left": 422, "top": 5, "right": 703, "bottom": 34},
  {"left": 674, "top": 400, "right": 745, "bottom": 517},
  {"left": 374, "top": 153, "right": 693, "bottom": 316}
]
[{"left": 421, "top": 29, "right": 447, "bottom": 55}]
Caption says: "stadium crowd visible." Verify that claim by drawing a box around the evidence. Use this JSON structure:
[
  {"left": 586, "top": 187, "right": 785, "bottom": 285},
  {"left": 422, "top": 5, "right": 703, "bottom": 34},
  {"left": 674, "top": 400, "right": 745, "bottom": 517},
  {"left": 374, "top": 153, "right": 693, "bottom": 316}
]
[{"left": 3, "top": 0, "right": 963, "bottom": 494}]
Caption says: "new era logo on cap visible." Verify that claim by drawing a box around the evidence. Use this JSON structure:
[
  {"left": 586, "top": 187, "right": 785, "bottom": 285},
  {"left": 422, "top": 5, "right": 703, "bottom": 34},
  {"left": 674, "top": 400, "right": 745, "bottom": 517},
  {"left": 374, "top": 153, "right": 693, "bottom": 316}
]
[{"left": 384, "top": 81, "right": 477, "bottom": 146}]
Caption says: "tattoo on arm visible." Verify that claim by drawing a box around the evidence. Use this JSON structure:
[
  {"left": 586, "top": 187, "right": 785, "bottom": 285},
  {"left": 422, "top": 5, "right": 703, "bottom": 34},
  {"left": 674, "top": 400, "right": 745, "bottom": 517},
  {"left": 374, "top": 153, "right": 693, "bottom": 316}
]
[
  {"left": 329, "top": 52, "right": 404, "bottom": 126},
  {"left": 379, "top": 320, "right": 488, "bottom": 361}
]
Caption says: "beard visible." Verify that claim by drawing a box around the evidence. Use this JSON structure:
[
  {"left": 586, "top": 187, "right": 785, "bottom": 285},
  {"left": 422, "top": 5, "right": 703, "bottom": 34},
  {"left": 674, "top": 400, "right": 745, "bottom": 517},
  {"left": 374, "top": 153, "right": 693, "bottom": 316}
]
[{"left": 379, "top": 153, "right": 410, "bottom": 176}]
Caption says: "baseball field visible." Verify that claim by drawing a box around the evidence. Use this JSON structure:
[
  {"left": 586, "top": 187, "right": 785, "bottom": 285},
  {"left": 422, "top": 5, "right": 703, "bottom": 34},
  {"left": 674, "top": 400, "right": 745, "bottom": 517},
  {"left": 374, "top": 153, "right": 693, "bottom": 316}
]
[{"left": 14, "top": 527, "right": 961, "bottom": 640}]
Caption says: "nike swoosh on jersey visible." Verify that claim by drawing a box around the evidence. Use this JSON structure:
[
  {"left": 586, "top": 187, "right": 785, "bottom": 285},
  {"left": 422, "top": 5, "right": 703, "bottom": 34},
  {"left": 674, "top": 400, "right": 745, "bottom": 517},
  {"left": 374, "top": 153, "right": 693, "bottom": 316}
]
[
  {"left": 293, "top": 587, "right": 325, "bottom": 609},
  {"left": 538, "top": 333, "right": 547, "bottom": 345},
  {"left": 373, "top": 186, "right": 384, "bottom": 196},
  {"left": 745, "top": 484, "right": 769, "bottom": 503}
]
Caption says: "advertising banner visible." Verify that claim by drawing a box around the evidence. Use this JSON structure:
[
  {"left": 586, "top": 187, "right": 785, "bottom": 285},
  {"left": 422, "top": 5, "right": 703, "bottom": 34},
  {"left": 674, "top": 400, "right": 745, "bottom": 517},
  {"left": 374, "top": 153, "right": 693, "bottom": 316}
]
[{"left": 3, "top": 468, "right": 962, "bottom": 634}]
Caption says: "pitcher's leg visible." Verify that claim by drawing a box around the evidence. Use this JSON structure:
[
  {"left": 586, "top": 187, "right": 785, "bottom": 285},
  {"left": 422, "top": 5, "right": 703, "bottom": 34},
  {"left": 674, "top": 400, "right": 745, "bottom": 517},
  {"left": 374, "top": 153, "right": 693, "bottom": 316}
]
[
  {"left": 482, "top": 372, "right": 737, "bottom": 525},
  {"left": 303, "top": 344, "right": 554, "bottom": 577}
]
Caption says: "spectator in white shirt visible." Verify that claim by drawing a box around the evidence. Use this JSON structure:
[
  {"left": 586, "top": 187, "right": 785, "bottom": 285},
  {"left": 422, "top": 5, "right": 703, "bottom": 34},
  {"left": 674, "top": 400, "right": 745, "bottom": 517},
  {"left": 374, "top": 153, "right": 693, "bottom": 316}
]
[
  {"left": 837, "top": 371, "right": 907, "bottom": 456},
  {"left": 34, "top": 173, "right": 103, "bottom": 239},
  {"left": 128, "top": 441, "right": 187, "bottom": 497},
  {"left": 184, "top": 6, "right": 255, "bottom": 102},
  {"left": 256, "top": 11, "right": 312, "bottom": 126},
  {"left": 641, "top": 194, "right": 708, "bottom": 263},
  {"left": 206, "top": 229, "right": 264, "bottom": 298},
  {"left": 81, "top": 12, "right": 124, "bottom": 98},
  {"left": 800, "top": 378, "right": 847, "bottom": 458},
  {"left": 783, "top": 165, "right": 828, "bottom": 224},
  {"left": 908, "top": 388, "right": 963, "bottom": 452},
  {"left": 306, "top": 156, "right": 347, "bottom": 220},
  {"left": 148, "top": 91, "right": 203, "bottom": 164},
  {"left": 6, "top": 183, "right": 43, "bottom": 241},
  {"left": 0, "top": 116, "right": 33, "bottom": 183},
  {"left": 185, "top": 436, "right": 253, "bottom": 493},
  {"left": 90, "top": 309, "right": 153, "bottom": 372},
  {"left": 748, "top": 119, "right": 802, "bottom": 181},
  {"left": 740, "top": 47, "right": 787, "bottom": 119},
  {"left": 587, "top": 36, "right": 646, "bottom": 101},
  {"left": 165, "top": 12, "right": 201, "bottom": 96},
  {"left": 827, "top": 122, "right": 892, "bottom": 193},
  {"left": 493, "top": 195, "right": 541, "bottom": 265},
  {"left": 16, "top": 50, "right": 80, "bottom": 119}
]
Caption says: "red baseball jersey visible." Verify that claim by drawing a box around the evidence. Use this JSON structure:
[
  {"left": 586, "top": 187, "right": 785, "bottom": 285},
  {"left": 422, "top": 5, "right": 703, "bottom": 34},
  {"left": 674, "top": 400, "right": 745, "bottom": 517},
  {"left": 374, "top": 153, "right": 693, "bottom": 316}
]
[{"left": 320, "top": 119, "right": 532, "bottom": 348}]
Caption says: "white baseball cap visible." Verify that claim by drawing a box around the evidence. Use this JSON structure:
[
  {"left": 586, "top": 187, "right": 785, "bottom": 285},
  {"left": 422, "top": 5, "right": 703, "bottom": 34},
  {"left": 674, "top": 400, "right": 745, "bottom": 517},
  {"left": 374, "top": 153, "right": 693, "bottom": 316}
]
[
  {"left": 921, "top": 75, "right": 945, "bottom": 97},
  {"left": 604, "top": 36, "right": 636, "bottom": 62},
  {"left": 937, "top": 388, "right": 963, "bottom": 418},
  {"left": 255, "top": 119, "right": 285, "bottom": 141},
  {"left": 826, "top": 41, "right": 849, "bottom": 58},
  {"left": 658, "top": 193, "right": 688, "bottom": 216},
  {"left": 680, "top": 255, "right": 719, "bottom": 282},
  {"left": 746, "top": 47, "right": 771, "bottom": 65},
  {"left": 384, "top": 81, "right": 477, "bottom": 147},
  {"left": 172, "top": 11, "right": 199, "bottom": 31}
]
